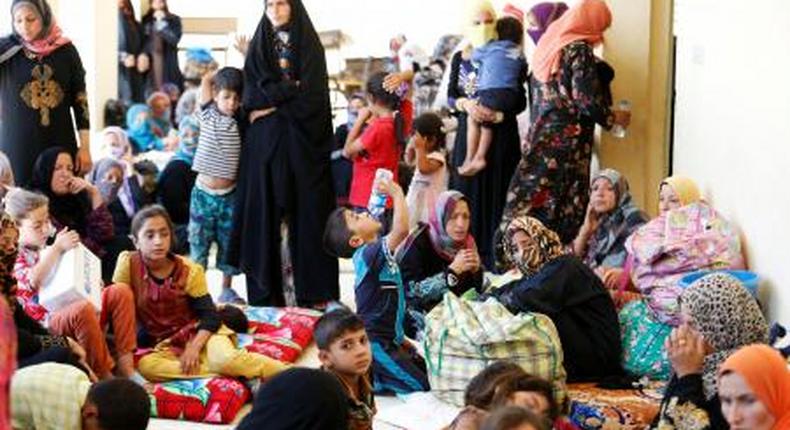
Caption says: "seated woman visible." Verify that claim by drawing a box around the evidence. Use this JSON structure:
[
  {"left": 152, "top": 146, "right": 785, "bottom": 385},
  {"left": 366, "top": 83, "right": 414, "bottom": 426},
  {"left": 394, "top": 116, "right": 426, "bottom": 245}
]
[
  {"left": 649, "top": 273, "right": 768, "bottom": 429},
  {"left": 718, "top": 344, "right": 790, "bottom": 430},
  {"left": 620, "top": 176, "right": 745, "bottom": 380},
  {"left": 125, "top": 104, "right": 178, "bottom": 153},
  {"left": 30, "top": 148, "right": 129, "bottom": 282},
  {"left": 157, "top": 115, "right": 199, "bottom": 255},
  {"left": 88, "top": 158, "right": 136, "bottom": 246},
  {"left": 570, "top": 169, "right": 647, "bottom": 289},
  {"left": 493, "top": 217, "right": 622, "bottom": 382},
  {"left": 114, "top": 205, "right": 287, "bottom": 382},
  {"left": 5, "top": 188, "right": 136, "bottom": 379},
  {"left": 397, "top": 190, "right": 483, "bottom": 337}
]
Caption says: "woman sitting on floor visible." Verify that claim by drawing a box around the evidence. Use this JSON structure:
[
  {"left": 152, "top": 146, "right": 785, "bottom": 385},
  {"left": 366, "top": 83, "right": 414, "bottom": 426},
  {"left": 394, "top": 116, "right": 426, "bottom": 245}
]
[
  {"left": 493, "top": 217, "right": 622, "bottom": 382},
  {"left": 649, "top": 273, "right": 768, "bottom": 430},
  {"left": 569, "top": 168, "right": 647, "bottom": 289},
  {"left": 620, "top": 176, "right": 745, "bottom": 380},
  {"left": 113, "top": 205, "right": 287, "bottom": 382},
  {"left": 397, "top": 190, "right": 483, "bottom": 338}
]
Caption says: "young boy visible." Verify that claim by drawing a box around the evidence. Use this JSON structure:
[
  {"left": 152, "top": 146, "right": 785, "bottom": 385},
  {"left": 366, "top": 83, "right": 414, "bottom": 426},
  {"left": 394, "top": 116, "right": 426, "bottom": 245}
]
[
  {"left": 316, "top": 309, "right": 376, "bottom": 430},
  {"left": 189, "top": 66, "right": 245, "bottom": 304},
  {"left": 459, "top": 16, "right": 527, "bottom": 176},
  {"left": 10, "top": 362, "right": 150, "bottom": 430},
  {"left": 323, "top": 178, "right": 429, "bottom": 394}
]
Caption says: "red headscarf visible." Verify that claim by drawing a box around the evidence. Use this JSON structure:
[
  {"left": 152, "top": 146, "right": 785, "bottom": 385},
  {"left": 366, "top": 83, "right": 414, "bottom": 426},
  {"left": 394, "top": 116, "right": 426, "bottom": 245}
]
[
  {"left": 531, "top": 0, "right": 611, "bottom": 83},
  {"left": 720, "top": 344, "right": 790, "bottom": 429}
]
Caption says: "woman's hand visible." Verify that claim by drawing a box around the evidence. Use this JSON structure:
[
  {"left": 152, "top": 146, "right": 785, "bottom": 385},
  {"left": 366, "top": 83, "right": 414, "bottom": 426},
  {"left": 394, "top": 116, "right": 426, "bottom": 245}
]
[
  {"left": 137, "top": 53, "right": 150, "bottom": 74},
  {"left": 666, "top": 324, "right": 708, "bottom": 378},
  {"left": 68, "top": 177, "right": 92, "bottom": 195},
  {"left": 581, "top": 201, "right": 601, "bottom": 235},
  {"left": 248, "top": 107, "right": 277, "bottom": 124},
  {"left": 599, "top": 267, "right": 624, "bottom": 290},
  {"left": 233, "top": 34, "right": 250, "bottom": 56},
  {"left": 464, "top": 249, "right": 482, "bottom": 273},
  {"left": 54, "top": 228, "right": 80, "bottom": 253},
  {"left": 449, "top": 250, "right": 481, "bottom": 275},
  {"left": 75, "top": 145, "right": 92, "bottom": 177},
  {"left": 612, "top": 110, "right": 631, "bottom": 128},
  {"left": 179, "top": 344, "right": 202, "bottom": 375}
]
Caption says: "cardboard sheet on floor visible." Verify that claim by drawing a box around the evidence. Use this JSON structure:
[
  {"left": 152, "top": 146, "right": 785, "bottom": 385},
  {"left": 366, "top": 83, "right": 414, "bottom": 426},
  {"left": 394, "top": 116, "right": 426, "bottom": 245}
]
[{"left": 374, "top": 392, "right": 460, "bottom": 430}]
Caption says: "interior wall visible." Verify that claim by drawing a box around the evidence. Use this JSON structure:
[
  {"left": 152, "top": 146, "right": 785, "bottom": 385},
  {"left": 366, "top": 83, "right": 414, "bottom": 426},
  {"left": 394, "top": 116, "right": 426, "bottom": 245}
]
[{"left": 672, "top": 0, "right": 790, "bottom": 324}]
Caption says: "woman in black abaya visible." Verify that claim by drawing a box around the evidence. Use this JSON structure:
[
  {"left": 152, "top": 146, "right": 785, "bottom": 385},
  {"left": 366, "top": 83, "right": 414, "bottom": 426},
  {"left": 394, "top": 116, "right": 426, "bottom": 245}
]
[{"left": 231, "top": 0, "right": 339, "bottom": 306}]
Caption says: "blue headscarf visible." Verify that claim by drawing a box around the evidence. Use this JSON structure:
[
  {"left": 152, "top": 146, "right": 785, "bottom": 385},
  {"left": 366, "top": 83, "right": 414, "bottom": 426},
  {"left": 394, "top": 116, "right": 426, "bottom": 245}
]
[
  {"left": 125, "top": 104, "right": 164, "bottom": 152},
  {"left": 174, "top": 115, "right": 199, "bottom": 165}
]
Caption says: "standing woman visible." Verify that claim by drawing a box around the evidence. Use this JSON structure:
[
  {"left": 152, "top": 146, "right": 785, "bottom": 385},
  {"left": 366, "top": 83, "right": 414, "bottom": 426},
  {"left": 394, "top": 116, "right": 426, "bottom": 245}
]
[
  {"left": 140, "top": 0, "right": 183, "bottom": 94},
  {"left": 118, "top": 0, "right": 144, "bottom": 104},
  {"left": 496, "top": 0, "right": 631, "bottom": 268},
  {"left": 231, "top": 0, "right": 338, "bottom": 306},
  {"left": 0, "top": 0, "right": 92, "bottom": 186},
  {"left": 448, "top": 0, "right": 526, "bottom": 270}
]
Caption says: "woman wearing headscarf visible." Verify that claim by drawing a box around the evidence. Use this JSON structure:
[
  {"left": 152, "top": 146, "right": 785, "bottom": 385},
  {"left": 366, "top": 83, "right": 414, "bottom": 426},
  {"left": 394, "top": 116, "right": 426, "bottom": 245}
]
[
  {"left": 525, "top": 3, "right": 570, "bottom": 46},
  {"left": 118, "top": 0, "right": 144, "bottom": 103},
  {"left": 157, "top": 115, "right": 199, "bottom": 254},
  {"left": 0, "top": 0, "right": 92, "bottom": 185},
  {"left": 570, "top": 169, "right": 647, "bottom": 287},
  {"left": 397, "top": 191, "right": 483, "bottom": 338},
  {"left": 87, "top": 158, "right": 130, "bottom": 237},
  {"left": 237, "top": 367, "right": 349, "bottom": 430},
  {"left": 230, "top": 0, "right": 339, "bottom": 307},
  {"left": 493, "top": 216, "right": 622, "bottom": 382},
  {"left": 718, "top": 344, "right": 790, "bottom": 430},
  {"left": 140, "top": 0, "right": 183, "bottom": 93},
  {"left": 448, "top": 0, "right": 526, "bottom": 270},
  {"left": 620, "top": 176, "right": 745, "bottom": 380},
  {"left": 649, "top": 273, "right": 769, "bottom": 430},
  {"left": 125, "top": 103, "right": 177, "bottom": 153},
  {"left": 496, "top": 0, "right": 631, "bottom": 267}
]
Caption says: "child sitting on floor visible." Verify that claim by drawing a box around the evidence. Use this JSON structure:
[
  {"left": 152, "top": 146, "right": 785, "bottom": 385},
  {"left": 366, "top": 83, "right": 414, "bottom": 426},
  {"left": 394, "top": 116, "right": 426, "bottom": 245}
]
[
  {"left": 113, "top": 205, "right": 288, "bottom": 382},
  {"left": 459, "top": 16, "right": 527, "bottom": 176},
  {"left": 11, "top": 362, "right": 150, "bottom": 430},
  {"left": 316, "top": 309, "right": 376, "bottom": 430},
  {"left": 189, "top": 67, "right": 245, "bottom": 304},
  {"left": 404, "top": 112, "right": 448, "bottom": 228},
  {"left": 323, "top": 177, "right": 429, "bottom": 394}
]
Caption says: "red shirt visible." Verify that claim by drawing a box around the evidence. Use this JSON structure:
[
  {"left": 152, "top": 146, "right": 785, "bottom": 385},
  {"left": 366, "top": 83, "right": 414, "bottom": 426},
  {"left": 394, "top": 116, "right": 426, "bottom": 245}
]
[{"left": 349, "top": 116, "right": 401, "bottom": 208}]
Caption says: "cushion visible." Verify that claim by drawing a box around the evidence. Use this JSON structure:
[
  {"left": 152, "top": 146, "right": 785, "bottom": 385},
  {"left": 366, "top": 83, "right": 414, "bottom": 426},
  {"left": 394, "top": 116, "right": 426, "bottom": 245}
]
[{"left": 568, "top": 382, "right": 664, "bottom": 430}]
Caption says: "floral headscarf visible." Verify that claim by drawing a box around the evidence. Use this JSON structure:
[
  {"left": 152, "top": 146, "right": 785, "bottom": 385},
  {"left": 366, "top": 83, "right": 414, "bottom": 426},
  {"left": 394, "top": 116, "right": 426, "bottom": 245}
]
[
  {"left": 584, "top": 169, "right": 647, "bottom": 269},
  {"left": 680, "top": 273, "right": 769, "bottom": 400},
  {"left": 660, "top": 175, "right": 701, "bottom": 208},
  {"left": 87, "top": 158, "right": 125, "bottom": 205},
  {"left": 505, "top": 217, "right": 565, "bottom": 277},
  {"left": 427, "top": 191, "right": 476, "bottom": 262}
]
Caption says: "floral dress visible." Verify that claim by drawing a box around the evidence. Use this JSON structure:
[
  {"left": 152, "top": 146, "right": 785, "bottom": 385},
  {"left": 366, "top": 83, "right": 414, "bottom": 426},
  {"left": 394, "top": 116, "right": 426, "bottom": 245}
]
[{"left": 496, "top": 41, "right": 613, "bottom": 268}]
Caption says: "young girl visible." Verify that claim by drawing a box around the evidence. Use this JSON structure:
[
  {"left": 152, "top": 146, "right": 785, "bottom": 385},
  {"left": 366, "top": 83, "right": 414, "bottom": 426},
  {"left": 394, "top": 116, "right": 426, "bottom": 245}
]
[
  {"left": 114, "top": 205, "right": 288, "bottom": 381},
  {"left": 5, "top": 188, "right": 137, "bottom": 380},
  {"left": 404, "top": 112, "right": 448, "bottom": 228},
  {"left": 343, "top": 72, "right": 411, "bottom": 222}
]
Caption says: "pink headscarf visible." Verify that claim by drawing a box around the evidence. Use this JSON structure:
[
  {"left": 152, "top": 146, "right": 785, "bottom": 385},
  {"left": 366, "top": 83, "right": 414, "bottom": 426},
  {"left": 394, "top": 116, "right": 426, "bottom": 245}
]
[
  {"left": 531, "top": 0, "right": 611, "bottom": 83},
  {"left": 12, "top": 1, "right": 71, "bottom": 58}
]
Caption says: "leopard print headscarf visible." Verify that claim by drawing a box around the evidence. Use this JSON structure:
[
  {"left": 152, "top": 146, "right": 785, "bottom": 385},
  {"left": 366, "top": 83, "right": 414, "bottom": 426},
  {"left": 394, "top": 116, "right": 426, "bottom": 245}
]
[
  {"left": 0, "top": 213, "right": 19, "bottom": 309},
  {"left": 504, "top": 217, "right": 566, "bottom": 277},
  {"left": 680, "top": 272, "right": 769, "bottom": 399}
]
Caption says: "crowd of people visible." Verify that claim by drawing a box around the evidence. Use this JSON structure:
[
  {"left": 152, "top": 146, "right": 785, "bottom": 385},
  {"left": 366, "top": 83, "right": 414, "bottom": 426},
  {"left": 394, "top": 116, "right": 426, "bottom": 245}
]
[{"left": 0, "top": 0, "right": 788, "bottom": 430}]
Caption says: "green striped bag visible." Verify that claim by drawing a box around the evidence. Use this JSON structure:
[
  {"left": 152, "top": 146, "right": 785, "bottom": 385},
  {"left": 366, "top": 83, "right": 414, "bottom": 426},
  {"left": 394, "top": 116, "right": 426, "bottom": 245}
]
[{"left": 423, "top": 293, "right": 567, "bottom": 408}]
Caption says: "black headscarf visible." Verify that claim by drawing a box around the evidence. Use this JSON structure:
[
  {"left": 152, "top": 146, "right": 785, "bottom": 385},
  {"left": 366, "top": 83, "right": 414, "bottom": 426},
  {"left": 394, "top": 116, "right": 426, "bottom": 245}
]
[
  {"left": 30, "top": 147, "right": 92, "bottom": 232},
  {"left": 0, "top": 0, "right": 56, "bottom": 64},
  {"left": 237, "top": 368, "right": 349, "bottom": 430},
  {"left": 243, "top": 0, "right": 333, "bottom": 154}
]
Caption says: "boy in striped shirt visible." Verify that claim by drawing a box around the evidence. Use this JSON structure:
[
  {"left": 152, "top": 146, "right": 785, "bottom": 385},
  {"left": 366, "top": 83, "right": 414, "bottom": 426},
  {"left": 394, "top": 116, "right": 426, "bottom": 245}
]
[{"left": 189, "top": 67, "right": 245, "bottom": 304}]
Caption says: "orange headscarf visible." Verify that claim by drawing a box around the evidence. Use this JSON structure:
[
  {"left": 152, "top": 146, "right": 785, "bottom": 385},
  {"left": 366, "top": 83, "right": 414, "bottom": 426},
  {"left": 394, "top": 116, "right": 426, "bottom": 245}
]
[
  {"left": 719, "top": 344, "right": 790, "bottom": 429},
  {"left": 531, "top": 0, "right": 612, "bottom": 83}
]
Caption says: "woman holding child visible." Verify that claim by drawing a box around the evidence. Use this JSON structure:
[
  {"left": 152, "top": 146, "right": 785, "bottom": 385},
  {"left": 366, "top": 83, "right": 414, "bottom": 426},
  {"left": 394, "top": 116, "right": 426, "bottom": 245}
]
[{"left": 231, "top": 0, "right": 339, "bottom": 307}]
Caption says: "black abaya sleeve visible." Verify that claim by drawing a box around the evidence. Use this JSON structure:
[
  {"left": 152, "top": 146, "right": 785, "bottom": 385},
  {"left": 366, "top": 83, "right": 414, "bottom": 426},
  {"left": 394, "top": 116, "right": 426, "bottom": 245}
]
[
  {"left": 154, "top": 15, "right": 182, "bottom": 47},
  {"left": 66, "top": 45, "right": 89, "bottom": 131},
  {"left": 447, "top": 51, "right": 464, "bottom": 110}
]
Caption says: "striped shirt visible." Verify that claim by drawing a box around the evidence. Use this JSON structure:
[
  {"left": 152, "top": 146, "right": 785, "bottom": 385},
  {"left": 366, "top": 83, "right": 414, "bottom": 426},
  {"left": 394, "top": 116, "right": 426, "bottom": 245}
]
[{"left": 192, "top": 104, "right": 241, "bottom": 181}]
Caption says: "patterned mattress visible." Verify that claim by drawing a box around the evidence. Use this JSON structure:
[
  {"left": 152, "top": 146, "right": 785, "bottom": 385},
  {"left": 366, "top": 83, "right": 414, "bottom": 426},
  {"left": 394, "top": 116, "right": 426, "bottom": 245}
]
[{"left": 568, "top": 381, "right": 665, "bottom": 430}]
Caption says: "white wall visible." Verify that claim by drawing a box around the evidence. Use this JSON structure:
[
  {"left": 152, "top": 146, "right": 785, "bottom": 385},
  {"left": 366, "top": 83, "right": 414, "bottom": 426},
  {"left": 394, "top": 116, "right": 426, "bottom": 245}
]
[{"left": 673, "top": 0, "right": 790, "bottom": 324}]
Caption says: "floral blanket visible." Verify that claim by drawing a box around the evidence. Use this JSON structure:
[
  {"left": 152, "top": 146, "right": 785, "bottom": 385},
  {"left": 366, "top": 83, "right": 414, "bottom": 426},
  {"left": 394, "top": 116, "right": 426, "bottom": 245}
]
[
  {"left": 568, "top": 382, "right": 665, "bottom": 430},
  {"left": 144, "top": 306, "right": 321, "bottom": 424}
]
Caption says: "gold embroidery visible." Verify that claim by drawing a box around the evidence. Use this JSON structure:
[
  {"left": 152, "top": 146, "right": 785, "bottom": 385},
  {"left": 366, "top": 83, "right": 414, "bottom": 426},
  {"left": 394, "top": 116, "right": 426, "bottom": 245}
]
[
  {"left": 20, "top": 64, "right": 64, "bottom": 126},
  {"left": 654, "top": 397, "right": 712, "bottom": 430}
]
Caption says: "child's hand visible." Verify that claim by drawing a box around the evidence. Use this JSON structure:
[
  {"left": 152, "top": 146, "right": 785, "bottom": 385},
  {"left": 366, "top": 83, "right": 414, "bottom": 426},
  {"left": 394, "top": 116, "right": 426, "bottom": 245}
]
[
  {"left": 381, "top": 178, "right": 403, "bottom": 198},
  {"left": 179, "top": 345, "right": 201, "bottom": 375},
  {"left": 54, "top": 228, "right": 80, "bottom": 252}
]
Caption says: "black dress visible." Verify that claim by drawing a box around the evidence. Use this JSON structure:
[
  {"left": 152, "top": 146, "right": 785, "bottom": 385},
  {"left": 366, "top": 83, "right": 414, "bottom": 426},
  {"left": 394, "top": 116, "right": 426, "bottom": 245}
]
[
  {"left": 331, "top": 123, "right": 353, "bottom": 205},
  {"left": 447, "top": 50, "right": 525, "bottom": 271},
  {"left": 649, "top": 375, "right": 727, "bottom": 430},
  {"left": 118, "top": 10, "right": 145, "bottom": 103},
  {"left": 397, "top": 224, "right": 484, "bottom": 337},
  {"left": 0, "top": 43, "right": 89, "bottom": 186},
  {"left": 157, "top": 158, "right": 197, "bottom": 255},
  {"left": 230, "top": 0, "right": 339, "bottom": 306},
  {"left": 142, "top": 13, "right": 184, "bottom": 93},
  {"left": 494, "top": 255, "right": 623, "bottom": 382}
]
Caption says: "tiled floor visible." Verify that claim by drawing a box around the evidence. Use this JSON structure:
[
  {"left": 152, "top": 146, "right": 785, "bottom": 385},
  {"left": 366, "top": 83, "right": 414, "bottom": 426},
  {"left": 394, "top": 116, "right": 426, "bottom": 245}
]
[{"left": 148, "top": 259, "right": 419, "bottom": 430}]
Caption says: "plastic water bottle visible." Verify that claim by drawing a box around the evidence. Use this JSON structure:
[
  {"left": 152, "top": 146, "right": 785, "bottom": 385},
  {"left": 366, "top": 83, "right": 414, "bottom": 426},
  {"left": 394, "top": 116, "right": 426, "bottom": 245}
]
[
  {"left": 367, "top": 168, "right": 393, "bottom": 220},
  {"left": 610, "top": 100, "right": 631, "bottom": 139}
]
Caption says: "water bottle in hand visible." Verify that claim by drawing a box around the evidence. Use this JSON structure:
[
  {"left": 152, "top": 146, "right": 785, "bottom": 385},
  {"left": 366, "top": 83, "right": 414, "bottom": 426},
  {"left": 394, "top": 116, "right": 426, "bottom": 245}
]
[
  {"left": 367, "top": 168, "right": 393, "bottom": 220},
  {"left": 610, "top": 100, "right": 631, "bottom": 139}
]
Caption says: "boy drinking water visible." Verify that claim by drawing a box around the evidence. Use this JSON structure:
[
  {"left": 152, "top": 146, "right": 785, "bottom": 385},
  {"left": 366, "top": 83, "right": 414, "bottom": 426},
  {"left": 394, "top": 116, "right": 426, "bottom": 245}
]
[
  {"left": 190, "top": 67, "right": 245, "bottom": 304},
  {"left": 316, "top": 309, "right": 376, "bottom": 430},
  {"left": 323, "top": 177, "right": 429, "bottom": 394}
]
